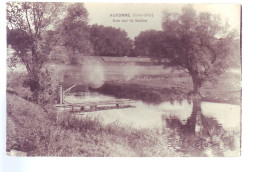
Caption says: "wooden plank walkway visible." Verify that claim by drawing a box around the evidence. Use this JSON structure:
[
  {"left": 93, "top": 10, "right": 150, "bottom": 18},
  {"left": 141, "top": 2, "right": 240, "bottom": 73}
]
[{"left": 55, "top": 99, "right": 136, "bottom": 112}]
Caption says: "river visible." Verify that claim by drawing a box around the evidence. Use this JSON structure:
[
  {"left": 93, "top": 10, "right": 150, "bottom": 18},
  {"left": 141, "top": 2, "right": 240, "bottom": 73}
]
[{"left": 64, "top": 91, "right": 241, "bottom": 156}]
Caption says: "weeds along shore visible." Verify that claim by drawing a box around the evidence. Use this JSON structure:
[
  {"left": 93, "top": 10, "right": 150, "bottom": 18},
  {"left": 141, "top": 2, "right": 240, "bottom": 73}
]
[{"left": 6, "top": 93, "right": 178, "bottom": 157}]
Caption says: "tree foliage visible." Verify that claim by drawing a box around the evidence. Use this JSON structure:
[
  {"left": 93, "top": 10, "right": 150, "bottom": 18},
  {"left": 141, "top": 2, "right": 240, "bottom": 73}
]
[
  {"left": 135, "top": 5, "right": 239, "bottom": 94},
  {"left": 7, "top": 2, "right": 65, "bottom": 103},
  {"left": 59, "top": 3, "right": 93, "bottom": 64},
  {"left": 89, "top": 24, "right": 132, "bottom": 57},
  {"left": 134, "top": 30, "right": 166, "bottom": 57}
]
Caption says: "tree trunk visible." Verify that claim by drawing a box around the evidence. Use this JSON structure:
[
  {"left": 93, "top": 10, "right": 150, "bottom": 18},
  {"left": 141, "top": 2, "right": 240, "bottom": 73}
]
[
  {"left": 192, "top": 98, "right": 202, "bottom": 114},
  {"left": 28, "top": 71, "right": 40, "bottom": 103},
  {"left": 190, "top": 73, "right": 202, "bottom": 96}
]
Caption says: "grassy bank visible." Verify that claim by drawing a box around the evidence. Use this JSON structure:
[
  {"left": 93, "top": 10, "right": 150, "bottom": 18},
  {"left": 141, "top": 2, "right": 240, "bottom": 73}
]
[
  {"left": 6, "top": 93, "right": 178, "bottom": 156},
  {"left": 91, "top": 82, "right": 186, "bottom": 104},
  {"left": 92, "top": 70, "right": 241, "bottom": 105},
  {"left": 61, "top": 79, "right": 186, "bottom": 105}
]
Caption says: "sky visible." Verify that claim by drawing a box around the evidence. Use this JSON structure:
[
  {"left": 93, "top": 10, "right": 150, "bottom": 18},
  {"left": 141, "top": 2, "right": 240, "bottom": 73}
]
[{"left": 84, "top": 3, "right": 241, "bottom": 39}]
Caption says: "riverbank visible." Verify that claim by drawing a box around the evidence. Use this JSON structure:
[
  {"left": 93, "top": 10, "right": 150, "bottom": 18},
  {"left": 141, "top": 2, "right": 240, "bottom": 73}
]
[
  {"left": 92, "top": 78, "right": 241, "bottom": 105},
  {"left": 90, "top": 67, "right": 241, "bottom": 105},
  {"left": 6, "top": 93, "right": 178, "bottom": 156}
]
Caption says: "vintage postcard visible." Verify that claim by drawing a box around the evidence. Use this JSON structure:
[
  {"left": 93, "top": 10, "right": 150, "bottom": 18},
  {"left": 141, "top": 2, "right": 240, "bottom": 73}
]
[{"left": 6, "top": 2, "right": 241, "bottom": 157}]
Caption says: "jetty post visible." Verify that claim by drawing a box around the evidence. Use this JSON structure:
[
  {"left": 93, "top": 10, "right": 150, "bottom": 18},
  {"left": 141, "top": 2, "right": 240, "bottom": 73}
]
[{"left": 59, "top": 85, "right": 63, "bottom": 105}]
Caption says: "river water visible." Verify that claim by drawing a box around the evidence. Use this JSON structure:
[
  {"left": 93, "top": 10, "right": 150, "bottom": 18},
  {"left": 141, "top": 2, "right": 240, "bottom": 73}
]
[{"left": 65, "top": 91, "right": 241, "bottom": 157}]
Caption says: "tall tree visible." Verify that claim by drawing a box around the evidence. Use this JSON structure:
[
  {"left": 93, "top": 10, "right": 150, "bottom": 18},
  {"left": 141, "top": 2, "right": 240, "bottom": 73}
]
[
  {"left": 59, "top": 3, "right": 93, "bottom": 64},
  {"left": 89, "top": 24, "right": 132, "bottom": 57},
  {"left": 136, "top": 5, "right": 239, "bottom": 95},
  {"left": 7, "top": 2, "right": 65, "bottom": 103}
]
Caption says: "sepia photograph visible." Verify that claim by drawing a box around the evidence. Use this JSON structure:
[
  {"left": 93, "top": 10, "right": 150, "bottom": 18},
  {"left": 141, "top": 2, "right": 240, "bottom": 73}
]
[{"left": 5, "top": 2, "right": 241, "bottom": 157}]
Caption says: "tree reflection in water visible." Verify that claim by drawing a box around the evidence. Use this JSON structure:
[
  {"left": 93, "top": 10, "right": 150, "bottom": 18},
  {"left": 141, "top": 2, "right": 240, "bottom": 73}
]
[{"left": 163, "top": 98, "right": 239, "bottom": 156}]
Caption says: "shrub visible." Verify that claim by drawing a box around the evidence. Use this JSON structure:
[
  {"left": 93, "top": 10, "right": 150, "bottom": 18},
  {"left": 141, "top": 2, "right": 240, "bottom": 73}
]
[{"left": 7, "top": 71, "right": 32, "bottom": 100}]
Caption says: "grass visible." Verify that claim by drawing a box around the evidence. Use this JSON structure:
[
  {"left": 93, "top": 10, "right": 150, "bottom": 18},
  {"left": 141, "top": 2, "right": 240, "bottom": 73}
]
[
  {"left": 6, "top": 93, "right": 178, "bottom": 156},
  {"left": 6, "top": 93, "right": 54, "bottom": 153}
]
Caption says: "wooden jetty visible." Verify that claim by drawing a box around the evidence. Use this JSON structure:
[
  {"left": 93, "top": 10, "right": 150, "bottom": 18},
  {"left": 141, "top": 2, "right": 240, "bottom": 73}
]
[
  {"left": 56, "top": 82, "right": 136, "bottom": 112},
  {"left": 55, "top": 99, "right": 136, "bottom": 112}
]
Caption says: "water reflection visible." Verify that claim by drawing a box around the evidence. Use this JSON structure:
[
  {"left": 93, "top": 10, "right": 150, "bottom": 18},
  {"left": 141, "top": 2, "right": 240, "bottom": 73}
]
[
  {"left": 65, "top": 92, "right": 240, "bottom": 156},
  {"left": 163, "top": 98, "right": 240, "bottom": 156}
]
